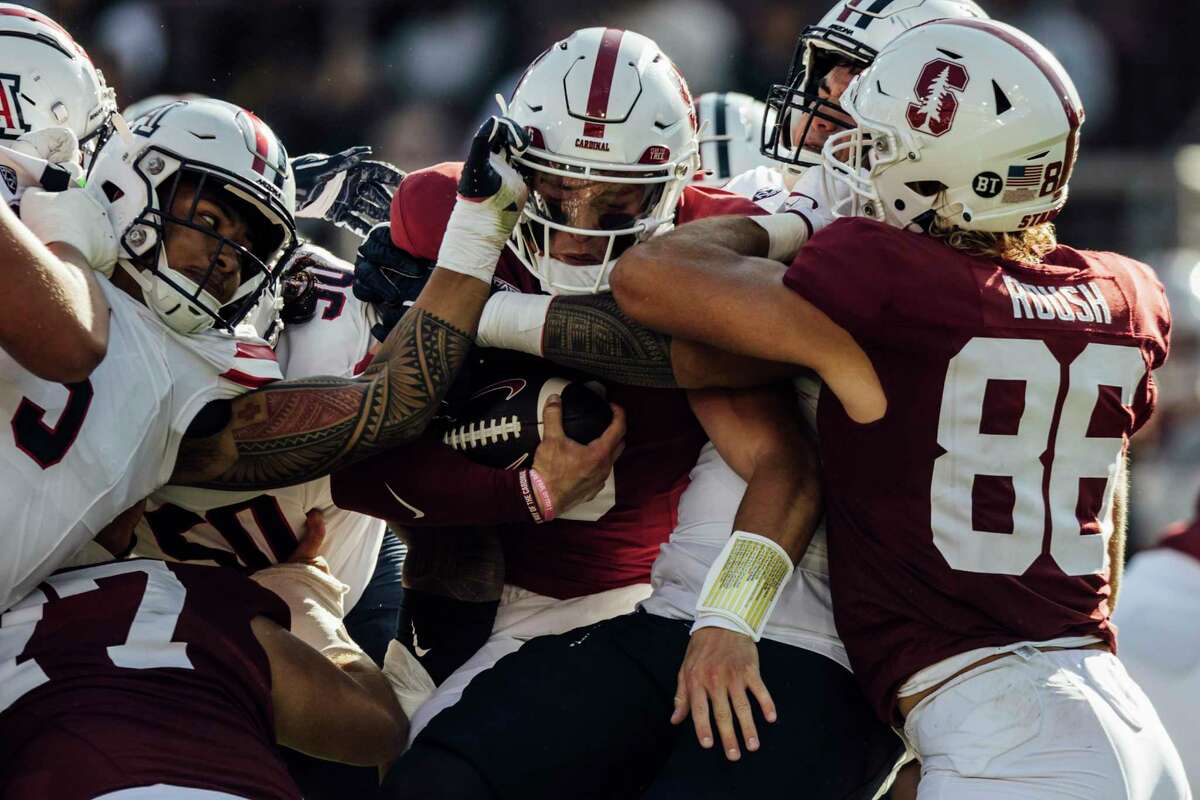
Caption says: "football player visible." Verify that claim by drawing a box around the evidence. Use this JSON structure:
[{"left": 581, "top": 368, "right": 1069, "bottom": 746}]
[
  {"left": 1114, "top": 495, "right": 1200, "bottom": 790},
  {"left": 482, "top": 18, "right": 1189, "bottom": 798},
  {"left": 3, "top": 96, "right": 621, "bottom": 616},
  {"left": 0, "top": 5, "right": 117, "bottom": 382},
  {"left": 334, "top": 27, "right": 769, "bottom": 723},
  {"left": 0, "top": 545, "right": 406, "bottom": 799}
]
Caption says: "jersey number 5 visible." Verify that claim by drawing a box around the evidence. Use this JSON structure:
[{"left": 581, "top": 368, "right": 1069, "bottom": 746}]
[
  {"left": 931, "top": 338, "right": 1146, "bottom": 576},
  {"left": 11, "top": 379, "right": 93, "bottom": 468}
]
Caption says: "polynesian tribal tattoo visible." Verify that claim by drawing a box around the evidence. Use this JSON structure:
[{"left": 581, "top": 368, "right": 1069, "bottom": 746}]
[
  {"left": 541, "top": 293, "right": 678, "bottom": 388},
  {"left": 197, "top": 307, "right": 471, "bottom": 490}
]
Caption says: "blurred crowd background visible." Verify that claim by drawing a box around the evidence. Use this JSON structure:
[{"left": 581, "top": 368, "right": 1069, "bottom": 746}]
[{"left": 29, "top": 0, "right": 1200, "bottom": 550}]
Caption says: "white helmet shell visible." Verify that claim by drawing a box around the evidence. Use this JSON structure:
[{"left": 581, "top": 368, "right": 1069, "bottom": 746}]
[
  {"left": 0, "top": 4, "right": 116, "bottom": 154},
  {"left": 762, "top": 0, "right": 988, "bottom": 170},
  {"left": 506, "top": 27, "right": 699, "bottom": 295},
  {"left": 693, "top": 91, "right": 775, "bottom": 187},
  {"left": 821, "top": 18, "right": 1084, "bottom": 233},
  {"left": 88, "top": 98, "right": 297, "bottom": 333}
]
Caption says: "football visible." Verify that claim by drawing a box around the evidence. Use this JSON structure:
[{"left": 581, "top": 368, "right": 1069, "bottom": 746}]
[{"left": 441, "top": 376, "right": 613, "bottom": 470}]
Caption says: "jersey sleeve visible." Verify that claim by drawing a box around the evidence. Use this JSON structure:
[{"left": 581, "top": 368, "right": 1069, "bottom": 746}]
[
  {"left": 675, "top": 184, "right": 768, "bottom": 224},
  {"left": 782, "top": 217, "right": 897, "bottom": 342},
  {"left": 389, "top": 162, "right": 462, "bottom": 261},
  {"left": 329, "top": 432, "right": 538, "bottom": 526}
]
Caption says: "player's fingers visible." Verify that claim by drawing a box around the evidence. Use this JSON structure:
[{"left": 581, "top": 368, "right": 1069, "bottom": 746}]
[
  {"left": 689, "top": 684, "right": 714, "bottom": 750},
  {"left": 708, "top": 686, "right": 741, "bottom": 761},
  {"left": 671, "top": 671, "right": 690, "bottom": 725},
  {"left": 746, "top": 671, "right": 778, "bottom": 724},
  {"left": 289, "top": 508, "right": 327, "bottom": 563},
  {"left": 729, "top": 681, "right": 760, "bottom": 753},
  {"left": 592, "top": 403, "right": 626, "bottom": 455},
  {"left": 541, "top": 394, "right": 565, "bottom": 441}
]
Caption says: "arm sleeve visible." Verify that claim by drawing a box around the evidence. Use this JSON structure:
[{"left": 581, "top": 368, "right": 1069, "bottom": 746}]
[{"left": 329, "top": 432, "right": 538, "bottom": 526}]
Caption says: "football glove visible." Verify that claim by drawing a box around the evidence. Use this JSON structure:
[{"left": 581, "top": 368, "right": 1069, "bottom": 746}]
[
  {"left": 354, "top": 223, "right": 435, "bottom": 342},
  {"left": 293, "top": 146, "right": 405, "bottom": 238}
]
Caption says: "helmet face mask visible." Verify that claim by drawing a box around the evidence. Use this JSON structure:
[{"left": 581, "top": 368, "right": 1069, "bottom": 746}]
[
  {"left": 506, "top": 27, "right": 699, "bottom": 295},
  {"left": 760, "top": 0, "right": 989, "bottom": 171},
  {"left": 820, "top": 19, "right": 1085, "bottom": 236},
  {"left": 91, "top": 99, "right": 297, "bottom": 334}
]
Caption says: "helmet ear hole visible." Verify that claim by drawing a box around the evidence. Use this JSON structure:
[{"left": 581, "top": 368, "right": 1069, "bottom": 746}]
[
  {"left": 101, "top": 181, "right": 124, "bottom": 203},
  {"left": 906, "top": 181, "right": 947, "bottom": 197}
]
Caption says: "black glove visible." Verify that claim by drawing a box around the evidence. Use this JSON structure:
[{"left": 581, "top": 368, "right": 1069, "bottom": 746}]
[
  {"left": 292, "top": 146, "right": 405, "bottom": 238},
  {"left": 354, "top": 223, "right": 436, "bottom": 342}
]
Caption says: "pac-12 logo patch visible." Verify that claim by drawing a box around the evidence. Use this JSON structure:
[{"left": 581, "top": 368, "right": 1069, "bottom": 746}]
[
  {"left": 0, "top": 165, "right": 16, "bottom": 196},
  {"left": 0, "top": 75, "right": 31, "bottom": 140},
  {"left": 906, "top": 59, "right": 969, "bottom": 138}
]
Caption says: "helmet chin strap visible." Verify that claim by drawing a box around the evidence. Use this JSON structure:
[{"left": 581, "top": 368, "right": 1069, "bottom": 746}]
[{"left": 116, "top": 251, "right": 221, "bottom": 335}]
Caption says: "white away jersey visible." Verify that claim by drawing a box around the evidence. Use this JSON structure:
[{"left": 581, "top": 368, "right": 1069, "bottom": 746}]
[
  {"left": 725, "top": 164, "right": 841, "bottom": 236},
  {"left": 137, "top": 256, "right": 385, "bottom": 611},
  {"left": 0, "top": 278, "right": 277, "bottom": 611},
  {"left": 640, "top": 441, "right": 847, "bottom": 668}
]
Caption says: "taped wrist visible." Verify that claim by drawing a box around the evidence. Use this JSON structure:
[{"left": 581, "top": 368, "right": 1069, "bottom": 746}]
[
  {"left": 749, "top": 211, "right": 812, "bottom": 263},
  {"left": 436, "top": 197, "right": 513, "bottom": 286},
  {"left": 693, "top": 531, "right": 793, "bottom": 641},
  {"left": 250, "top": 562, "right": 366, "bottom": 659},
  {"left": 476, "top": 291, "right": 551, "bottom": 354}
]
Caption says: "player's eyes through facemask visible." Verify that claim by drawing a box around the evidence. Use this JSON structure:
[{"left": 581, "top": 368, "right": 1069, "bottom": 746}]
[{"left": 529, "top": 175, "right": 662, "bottom": 233}]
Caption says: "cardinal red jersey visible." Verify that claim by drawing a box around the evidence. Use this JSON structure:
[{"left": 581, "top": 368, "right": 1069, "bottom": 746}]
[
  {"left": 0, "top": 560, "right": 298, "bottom": 800},
  {"left": 387, "top": 163, "right": 764, "bottom": 598},
  {"left": 783, "top": 218, "right": 1170, "bottom": 723}
]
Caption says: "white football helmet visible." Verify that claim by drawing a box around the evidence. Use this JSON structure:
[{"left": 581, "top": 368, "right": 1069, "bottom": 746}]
[
  {"left": 506, "top": 27, "right": 699, "bottom": 295},
  {"left": 821, "top": 18, "right": 1084, "bottom": 233},
  {"left": 88, "top": 99, "right": 297, "bottom": 334},
  {"left": 0, "top": 4, "right": 117, "bottom": 161},
  {"left": 693, "top": 91, "right": 775, "bottom": 187},
  {"left": 761, "top": 0, "right": 988, "bottom": 171}
]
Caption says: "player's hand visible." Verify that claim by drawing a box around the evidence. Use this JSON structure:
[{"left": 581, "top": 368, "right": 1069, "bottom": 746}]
[
  {"left": 531, "top": 396, "right": 625, "bottom": 517},
  {"left": 458, "top": 114, "right": 531, "bottom": 217},
  {"left": 275, "top": 242, "right": 354, "bottom": 325},
  {"left": 353, "top": 223, "right": 435, "bottom": 341},
  {"left": 293, "top": 146, "right": 405, "bottom": 238},
  {"left": 0, "top": 126, "right": 84, "bottom": 197},
  {"left": 286, "top": 508, "right": 331, "bottom": 574},
  {"left": 671, "top": 626, "right": 777, "bottom": 761},
  {"left": 19, "top": 185, "right": 118, "bottom": 276}
]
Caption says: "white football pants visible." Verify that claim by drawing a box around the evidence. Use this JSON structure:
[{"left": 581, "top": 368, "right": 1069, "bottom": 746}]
[{"left": 905, "top": 647, "right": 1190, "bottom": 799}]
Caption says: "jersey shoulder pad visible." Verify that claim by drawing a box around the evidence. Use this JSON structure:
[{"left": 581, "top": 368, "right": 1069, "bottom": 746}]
[{"left": 390, "top": 162, "right": 462, "bottom": 261}]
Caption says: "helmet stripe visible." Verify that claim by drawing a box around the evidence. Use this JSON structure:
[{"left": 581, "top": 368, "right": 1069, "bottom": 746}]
[
  {"left": 582, "top": 28, "right": 625, "bottom": 139},
  {"left": 935, "top": 19, "right": 1084, "bottom": 183}
]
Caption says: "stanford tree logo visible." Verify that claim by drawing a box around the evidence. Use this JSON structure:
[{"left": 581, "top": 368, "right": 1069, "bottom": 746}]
[{"left": 905, "top": 59, "right": 970, "bottom": 138}]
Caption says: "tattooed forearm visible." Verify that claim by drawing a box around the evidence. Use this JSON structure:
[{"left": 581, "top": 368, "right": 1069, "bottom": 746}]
[
  {"left": 187, "top": 307, "right": 472, "bottom": 490},
  {"left": 542, "top": 293, "right": 678, "bottom": 388}
]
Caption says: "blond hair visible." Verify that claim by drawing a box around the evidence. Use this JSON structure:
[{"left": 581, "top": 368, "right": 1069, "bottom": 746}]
[{"left": 928, "top": 215, "right": 1057, "bottom": 264}]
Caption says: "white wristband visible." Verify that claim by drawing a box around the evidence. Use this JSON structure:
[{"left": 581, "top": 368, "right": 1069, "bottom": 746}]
[
  {"left": 476, "top": 291, "right": 552, "bottom": 354},
  {"left": 749, "top": 211, "right": 812, "bottom": 263},
  {"left": 693, "top": 530, "right": 794, "bottom": 642},
  {"left": 250, "top": 562, "right": 365, "bottom": 659},
  {"left": 19, "top": 187, "right": 118, "bottom": 276},
  {"left": 436, "top": 197, "right": 514, "bottom": 286}
]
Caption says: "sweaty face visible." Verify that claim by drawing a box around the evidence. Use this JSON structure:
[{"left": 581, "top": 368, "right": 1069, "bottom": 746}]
[
  {"left": 790, "top": 63, "right": 860, "bottom": 154},
  {"left": 161, "top": 183, "right": 254, "bottom": 304},
  {"left": 531, "top": 173, "right": 661, "bottom": 265}
]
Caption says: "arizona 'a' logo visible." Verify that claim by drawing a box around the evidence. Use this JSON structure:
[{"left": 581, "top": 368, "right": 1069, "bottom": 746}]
[
  {"left": 905, "top": 59, "right": 969, "bottom": 138},
  {"left": 0, "top": 75, "right": 31, "bottom": 140}
]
